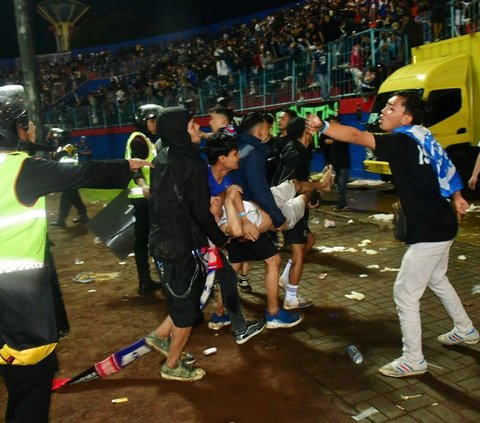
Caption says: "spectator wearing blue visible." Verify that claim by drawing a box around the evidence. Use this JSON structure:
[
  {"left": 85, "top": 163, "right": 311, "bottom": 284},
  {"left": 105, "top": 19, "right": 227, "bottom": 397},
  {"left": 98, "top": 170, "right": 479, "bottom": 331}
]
[
  {"left": 310, "top": 43, "right": 329, "bottom": 99},
  {"left": 227, "top": 112, "right": 304, "bottom": 329}
]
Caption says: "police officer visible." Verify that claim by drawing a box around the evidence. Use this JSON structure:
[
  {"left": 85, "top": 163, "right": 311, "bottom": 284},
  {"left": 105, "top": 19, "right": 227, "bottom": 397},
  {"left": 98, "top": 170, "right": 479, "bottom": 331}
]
[
  {"left": 0, "top": 85, "right": 152, "bottom": 422},
  {"left": 125, "top": 104, "right": 162, "bottom": 295}
]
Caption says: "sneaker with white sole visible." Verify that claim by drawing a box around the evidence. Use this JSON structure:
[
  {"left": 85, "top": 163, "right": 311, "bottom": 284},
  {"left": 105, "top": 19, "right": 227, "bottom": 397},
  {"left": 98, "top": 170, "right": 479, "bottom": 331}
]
[
  {"left": 378, "top": 356, "right": 427, "bottom": 378},
  {"left": 145, "top": 332, "right": 195, "bottom": 365},
  {"left": 265, "top": 309, "right": 304, "bottom": 329},
  {"left": 437, "top": 327, "right": 479, "bottom": 345},
  {"left": 207, "top": 313, "right": 231, "bottom": 330},
  {"left": 284, "top": 296, "right": 313, "bottom": 310},
  {"left": 160, "top": 362, "right": 205, "bottom": 382},
  {"left": 237, "top": 277, "right": 252, "bottom": 293},
  {"left": 235, "top": 320, "right": 266, "bottom": 344}
]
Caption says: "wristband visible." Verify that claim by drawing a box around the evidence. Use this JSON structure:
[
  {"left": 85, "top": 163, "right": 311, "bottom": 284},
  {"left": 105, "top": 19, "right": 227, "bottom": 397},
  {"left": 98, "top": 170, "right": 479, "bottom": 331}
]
[
  {"left": 238, "top": 212, "right": 246, "bottom": 218},
  {"left": 318, "top": 120, "right": 330, "bottom": 134}
]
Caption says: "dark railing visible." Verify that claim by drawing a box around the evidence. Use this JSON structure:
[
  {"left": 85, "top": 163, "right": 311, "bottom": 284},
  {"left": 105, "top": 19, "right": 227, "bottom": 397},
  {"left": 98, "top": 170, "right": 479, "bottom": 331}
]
[{"left": 38, "top": 0, "right": 479, "bottom": 130}]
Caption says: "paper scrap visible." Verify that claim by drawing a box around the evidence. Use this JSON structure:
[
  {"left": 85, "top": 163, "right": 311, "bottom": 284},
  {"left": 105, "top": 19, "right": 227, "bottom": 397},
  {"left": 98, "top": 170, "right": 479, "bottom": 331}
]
[
  {"left": 352, "top": 407, "right": 379, "bottom": 421},
  {"left": 345, "top": 291, "right": 365, "bottom": 301}
]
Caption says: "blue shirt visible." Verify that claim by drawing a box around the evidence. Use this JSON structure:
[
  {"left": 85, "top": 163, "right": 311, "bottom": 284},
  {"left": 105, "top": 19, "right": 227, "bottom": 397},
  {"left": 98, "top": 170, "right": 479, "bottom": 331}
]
[
  {"left": 229, "top": 133, "right": 286, "bottom": 227},
  {"left": 208, "top": 165, "right": 231, "bottom": 196}
]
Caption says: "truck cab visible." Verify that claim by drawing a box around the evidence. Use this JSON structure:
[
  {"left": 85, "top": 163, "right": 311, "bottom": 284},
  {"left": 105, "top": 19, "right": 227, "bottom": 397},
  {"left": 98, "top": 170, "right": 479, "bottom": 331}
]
[{"left": 364, "top": 33, "right": 480, "bottom": 181}]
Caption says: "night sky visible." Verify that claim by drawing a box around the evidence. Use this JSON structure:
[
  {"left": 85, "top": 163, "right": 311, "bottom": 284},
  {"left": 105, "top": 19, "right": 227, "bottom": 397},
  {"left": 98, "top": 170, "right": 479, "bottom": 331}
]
[{"left": 1, "top": 0, "right": 298, "bottom": 59}]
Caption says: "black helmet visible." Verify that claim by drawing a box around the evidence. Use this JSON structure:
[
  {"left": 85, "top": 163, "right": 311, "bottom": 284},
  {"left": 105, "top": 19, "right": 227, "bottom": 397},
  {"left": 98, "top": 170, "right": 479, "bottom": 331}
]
[
  {"left": 133, "top": 104, "right": 163, "bottom": 133},
  {"left": 0, "top": 85, "right": 27, "bottom": 151}
]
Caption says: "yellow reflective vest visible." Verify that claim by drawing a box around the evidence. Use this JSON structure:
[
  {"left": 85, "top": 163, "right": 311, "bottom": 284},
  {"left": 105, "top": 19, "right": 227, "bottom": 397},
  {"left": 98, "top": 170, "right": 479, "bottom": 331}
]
[{"left": 125, "top": 131, "right": 156, "bottom": 198}]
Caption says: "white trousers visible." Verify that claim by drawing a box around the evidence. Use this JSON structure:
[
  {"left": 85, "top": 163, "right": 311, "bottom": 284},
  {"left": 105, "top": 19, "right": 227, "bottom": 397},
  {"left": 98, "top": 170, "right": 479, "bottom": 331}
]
[
  {"left": 394, "top": 240, "right": 473, "bottom": 362},
  {"left": 270, "top": 181, "right": 306, "bottom": 230}
]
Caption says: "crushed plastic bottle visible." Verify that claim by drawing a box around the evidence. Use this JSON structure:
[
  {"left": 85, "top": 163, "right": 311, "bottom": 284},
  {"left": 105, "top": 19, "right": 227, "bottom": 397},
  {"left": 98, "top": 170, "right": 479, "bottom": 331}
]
[{"left": 347, "top": 345, "right": 363, "bottom": 364}]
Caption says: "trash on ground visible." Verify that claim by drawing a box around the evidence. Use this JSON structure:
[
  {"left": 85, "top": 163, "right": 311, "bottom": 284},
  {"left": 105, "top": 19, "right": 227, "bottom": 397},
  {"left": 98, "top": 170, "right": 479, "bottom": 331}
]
[
  {"left": 427, "top": 362, "right": 444, "bottom": 370},
  {"left": 87, "top": 289, "right": 96, "bottom": 293},
  {"left": 358, "top": 274, "right": 368, "bottom": 278},
  {"left": 318, "top": 273, "right": 328, "bottom": 279},
  {"left": 347, "top": 219, "right": 354, "bottom": 224},
  {"left": 396, "top": 404, "right": 405, "bottom": 411},
  {"left": 310, "top": 218, "right": 320, "bottom": 224},
  {"left": 362, "top": 248, "right": 378, "bottom": 255},
  {"left": 324, "top": 219, "right": 336, "bottom": 228},
  {"left": 431, "top": 403, "right": 439, "bottom": 406},
  {"left": 314, "top": 245, "right": 358, "bottom": 253},
  {"left": 457, "top": 255, "right": 467, "bottom": 261},
  {"left": 358, "top": 239, "right": 371, "bottom": 247},
  {"left": 203, "top": 347, "right": 217, "bottom": 356},
  {"left": 112, "top": 398, "right": 128, "bottom": 404},
  {"left": 74, "top": 258, "right": 84, "bottom": 265},
  {"left": 366, "top": 264, "right": 380, "bottom": 269},
  {"left": 368, "top": 213, "right": 394, "bottom": 222},
  {"left": 471, "top": 284, "right": 480, "bottom": 295},
  {"left": 348, "top": 179, "right": 387, "bottom": 187},
  {"left": 128, "top": 252, "right": 135, "bottom": 257},
  {"left": 466, "top": 204, "right": 480, "bottom": 212},
  {"left": 400, "top": 394, "right": 422, "bottom": 400},
  {"left": 352, "top": 406, "right": 379, "bottom": 421},
  {"left": 93, "top": 237, "right": 102, "bottom": 244},
  {"left": 72, "top": 272, "right": 95, "bottom": 284},
  {"left": 118, "top": 261, "right": 127, "bottom": 265},
  {"left": 347, "top": 345, "right": 363, "bottom": 364},
  {"left": 380, "top": 267, "right": 400, "bottom": 272},
  {"left": 345, "top": 291, "right": 365, "bottom": 300}
]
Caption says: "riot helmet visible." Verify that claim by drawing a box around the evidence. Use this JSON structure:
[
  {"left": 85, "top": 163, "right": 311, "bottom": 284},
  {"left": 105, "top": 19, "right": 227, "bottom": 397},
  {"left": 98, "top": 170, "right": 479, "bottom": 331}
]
[
  {"left": 0, "top": 85, "right": 28, "bottom": 151},
  {"left": 133, "top": 104, "right": 163, "bottom": 134}
]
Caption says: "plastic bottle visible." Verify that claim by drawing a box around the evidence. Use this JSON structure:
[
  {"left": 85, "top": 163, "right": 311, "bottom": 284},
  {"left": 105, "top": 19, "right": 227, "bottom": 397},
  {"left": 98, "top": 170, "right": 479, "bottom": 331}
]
[{"left": 347, "top": 345, "right": 363, "bottom": 364}]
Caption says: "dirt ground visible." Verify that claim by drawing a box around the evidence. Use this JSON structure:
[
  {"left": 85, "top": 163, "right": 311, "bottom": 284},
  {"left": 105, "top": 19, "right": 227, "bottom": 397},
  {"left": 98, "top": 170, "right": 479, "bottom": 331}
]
[{"left": 0, "top": 194, "right": 349, "bottom": 423}]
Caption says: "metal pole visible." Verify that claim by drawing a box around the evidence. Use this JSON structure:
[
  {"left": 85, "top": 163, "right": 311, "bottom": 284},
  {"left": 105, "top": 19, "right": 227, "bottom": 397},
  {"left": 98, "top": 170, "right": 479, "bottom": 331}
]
[{"left": 13, "top": 0, "right": 45, "bottom": 143}]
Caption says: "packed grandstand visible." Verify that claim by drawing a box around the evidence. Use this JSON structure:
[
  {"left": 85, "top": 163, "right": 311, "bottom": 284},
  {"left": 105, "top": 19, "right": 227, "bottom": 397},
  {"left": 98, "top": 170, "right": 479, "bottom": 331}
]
[{"left": 0, "top": 0, "right": 478, "bottom": 130}]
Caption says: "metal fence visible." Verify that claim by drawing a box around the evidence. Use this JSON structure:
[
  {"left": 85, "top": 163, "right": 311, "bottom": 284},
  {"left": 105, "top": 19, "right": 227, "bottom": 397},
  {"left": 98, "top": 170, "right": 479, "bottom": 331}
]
[{"left": 43, "top": 0, "right": 479, "bottom": 130}]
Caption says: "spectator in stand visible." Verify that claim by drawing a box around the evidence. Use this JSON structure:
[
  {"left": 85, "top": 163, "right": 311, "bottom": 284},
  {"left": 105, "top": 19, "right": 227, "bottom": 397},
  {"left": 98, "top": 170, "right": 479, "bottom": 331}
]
[
  {"left": 310, "top": 42, "right": 329, "bottom": 99},
  {"left": 401, "top": 13, "right": 424, "bottom": 50},
  {"left": 430, "top": 0, "right": 448, "bottom": 41},
  {"left": 349, "top": 43, "right": 364, "bottom": 93}
]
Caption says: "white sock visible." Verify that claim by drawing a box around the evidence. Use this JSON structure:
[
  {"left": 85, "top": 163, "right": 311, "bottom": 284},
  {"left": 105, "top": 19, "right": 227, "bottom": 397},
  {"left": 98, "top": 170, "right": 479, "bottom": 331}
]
[
  {"left": 280, "top": 259, "right": 292, "bottom": 283},
  {"left": 285, "top": 283, "right": 298, "bottom": 301}
]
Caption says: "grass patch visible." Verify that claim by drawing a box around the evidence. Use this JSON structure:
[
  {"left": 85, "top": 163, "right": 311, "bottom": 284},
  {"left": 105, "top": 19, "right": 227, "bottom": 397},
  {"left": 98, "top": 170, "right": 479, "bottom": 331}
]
[{"left": 78, "top": 188, "right": 123, "bottom": 203}]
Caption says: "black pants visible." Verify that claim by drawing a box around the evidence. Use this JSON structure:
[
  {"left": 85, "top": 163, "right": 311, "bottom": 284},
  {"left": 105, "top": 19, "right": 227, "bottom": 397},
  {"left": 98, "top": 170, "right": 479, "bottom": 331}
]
[
  {"left": 130, "top": 198, "right": 151, "bottom": 283},
  {"left": 215, "top": 250, "right": 246, "bottom": 333},
  {"left": 0, "top": 352, "right": 58, "bottom": 423},
  {"left": 58, "top": 189, "right": 86, "bottom": 221}
]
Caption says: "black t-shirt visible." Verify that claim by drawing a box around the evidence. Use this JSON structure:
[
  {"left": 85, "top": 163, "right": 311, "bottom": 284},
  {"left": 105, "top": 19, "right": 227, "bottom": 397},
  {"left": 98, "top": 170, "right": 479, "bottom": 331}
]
[
  {"left": 374, "top": 133, "right": 457, "bottom": 244},
  {"left": 271, "top": 139, "right": 312, "bottom": 186}
]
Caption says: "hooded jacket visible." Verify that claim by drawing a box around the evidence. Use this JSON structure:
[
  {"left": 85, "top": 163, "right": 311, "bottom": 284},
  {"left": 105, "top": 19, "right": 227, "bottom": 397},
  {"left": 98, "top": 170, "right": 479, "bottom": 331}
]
[
  {"left": 229, "top": 132, "right": 286, "bottom": 228},
  {"left": 149, "top": 107, "right": 227, "bottom": 260}
]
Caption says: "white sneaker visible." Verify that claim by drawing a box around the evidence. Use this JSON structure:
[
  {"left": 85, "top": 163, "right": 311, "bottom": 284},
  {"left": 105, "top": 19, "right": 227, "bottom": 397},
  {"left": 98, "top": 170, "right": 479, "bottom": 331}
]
[
  {"left": 437, "top": 327, "right": 479, "bottom": 345},
  {"left": 379, "top": 357, "right": 427, "bottom": 378},
  {"left": 284, "top": 296, "right": 313, "bottom": 310}
]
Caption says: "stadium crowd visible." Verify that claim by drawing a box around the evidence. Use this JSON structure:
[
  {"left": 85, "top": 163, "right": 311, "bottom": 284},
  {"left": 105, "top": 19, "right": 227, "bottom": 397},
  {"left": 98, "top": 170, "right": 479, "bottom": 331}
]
[{"left": 0, "top": 0, "right": 476, "bottom": 125}]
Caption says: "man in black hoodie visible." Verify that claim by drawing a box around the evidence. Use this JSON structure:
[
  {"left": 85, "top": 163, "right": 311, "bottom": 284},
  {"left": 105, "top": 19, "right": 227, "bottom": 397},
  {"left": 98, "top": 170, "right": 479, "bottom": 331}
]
[{"left": 145, "top": 107, "right": 228, "bottom": 382}]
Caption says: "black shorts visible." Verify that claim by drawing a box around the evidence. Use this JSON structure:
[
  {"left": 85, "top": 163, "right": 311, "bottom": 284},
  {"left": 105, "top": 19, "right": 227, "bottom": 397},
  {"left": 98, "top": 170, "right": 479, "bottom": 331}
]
[
  {"left": 154, "top": 252, "right": 205, "bottom": 328},
  {"left": 283, "top": 216, "right": 309, "bottom": 245},
  {"left": 226, "top": 232, "right": 278, "bottom": 263}
]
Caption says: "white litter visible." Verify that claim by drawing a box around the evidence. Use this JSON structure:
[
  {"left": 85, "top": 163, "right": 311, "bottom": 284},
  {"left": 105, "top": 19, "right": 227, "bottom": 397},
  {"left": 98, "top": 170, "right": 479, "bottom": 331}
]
[
  {"left": 472, "top": 284, "right": 480, "bottom": 295},
  {"left": 368, "top": 213, "right": 394, "bottom": 222},
  {"left": 318, "top": 273, "right": 328, "bottom": 280},
  {"left": 324, "top": 219, "right": 336, "bottom": 228},
  {"left": 358, "top": 274, "right": 368, "bottom": 278},
  {"left": 400, "top": 394, "right": 422, "bottom": 400},
  {"left": 203, "top": 347, "right": 217, "bottom": 356},
  {"left": 74, "top": 258, "right": 84, "bottom": 265},
  {"left": 362, "top": 248, "right": 378, "bottom": 255},
  {"left": 313, "top": 245, "right": 358, "bottom": 253},
  {"left": 466, "top": 204, "right": 480, "bottom": 212},
  {"left": 358, "top": 239, "right": 372, "bottom": 247},
  {"left": 310, "top": 218, "right": 320, "bottom": 224},
  {"left": 366, "top": 264, "right": 380, "bottom": 269},
  {"left": 345, "top": 291, "right": 365, "bottom": 300},
  {"left": 347, "top": 219, "right": 354, "bottom": 224},
  {"left": 352, "top": 406, "right": 379, "bottom": 420},
  {"left": 93, "top": 237, "right": 102, "bottom": 244},
  {"left": 457, "top": 255, "right": 467, "bottom": 261},
  {"left": 128, "top": 252, "right": 135, "bottom": 257},
  {"left": 380, "top": 267, "right": 400, "bottom": 272},
  {"left": 118, "top": 261, "right": 127, "bottom": 265},
  {"left": 348, "top": 179, "right": 386, "bottom": 187},
  {"left": 87, "top": 289, "right": 96, "bottom": 293}
]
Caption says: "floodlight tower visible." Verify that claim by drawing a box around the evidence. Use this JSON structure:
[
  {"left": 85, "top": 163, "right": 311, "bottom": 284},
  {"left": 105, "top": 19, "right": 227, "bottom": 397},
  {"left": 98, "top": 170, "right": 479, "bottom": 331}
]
[{"left": 36, "top": 0, "right": 90, "bottom": 52}]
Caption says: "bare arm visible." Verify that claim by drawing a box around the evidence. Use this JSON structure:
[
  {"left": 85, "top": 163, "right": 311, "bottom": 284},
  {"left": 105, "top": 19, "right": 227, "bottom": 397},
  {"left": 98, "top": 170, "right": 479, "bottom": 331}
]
[
  {"left": 307, "top": 115, "right": 376, "bottom": 149},
  {"left": 468, "top": 152, "right": 480, "bottom": 190}
]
